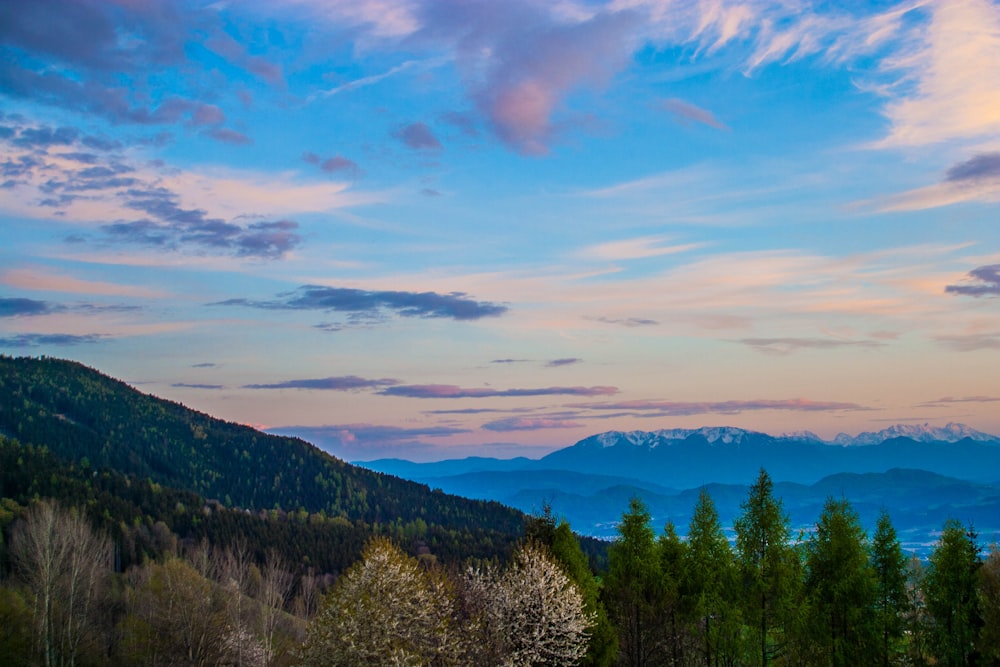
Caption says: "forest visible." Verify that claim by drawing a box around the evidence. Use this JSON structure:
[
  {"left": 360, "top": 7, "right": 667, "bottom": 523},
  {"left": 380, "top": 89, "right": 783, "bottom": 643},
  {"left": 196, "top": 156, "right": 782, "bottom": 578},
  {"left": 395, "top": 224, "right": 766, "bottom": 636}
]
[
  {"left": 2, "top": 468, "right": 998, "bottom": 666},
  {"left": 1, "top": 356, "right": 999, "bottom": 665}
]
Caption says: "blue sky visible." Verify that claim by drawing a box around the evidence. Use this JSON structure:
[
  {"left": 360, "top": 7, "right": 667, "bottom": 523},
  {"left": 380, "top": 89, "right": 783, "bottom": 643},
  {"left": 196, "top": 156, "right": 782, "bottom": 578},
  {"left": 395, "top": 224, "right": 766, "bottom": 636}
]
[{"left": 1, "top": 0, "right": 998, "bottom": 461}]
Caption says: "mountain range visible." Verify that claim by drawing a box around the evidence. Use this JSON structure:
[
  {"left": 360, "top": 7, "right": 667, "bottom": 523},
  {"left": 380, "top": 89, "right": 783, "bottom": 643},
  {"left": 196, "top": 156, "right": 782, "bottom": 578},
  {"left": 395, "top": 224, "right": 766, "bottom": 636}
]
[{"left": 360, "top": 424, "right": 1000, "bottom": 551}]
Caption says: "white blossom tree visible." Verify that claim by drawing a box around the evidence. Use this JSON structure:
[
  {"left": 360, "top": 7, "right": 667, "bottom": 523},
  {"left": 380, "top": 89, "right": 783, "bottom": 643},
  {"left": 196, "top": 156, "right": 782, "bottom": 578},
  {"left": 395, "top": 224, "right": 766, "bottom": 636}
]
[
  {"left": 465, "top": 541, "right": 593, "bottom": 667},
  {"left": 299, "top": 537, "right": 463, "bottom": 666}
]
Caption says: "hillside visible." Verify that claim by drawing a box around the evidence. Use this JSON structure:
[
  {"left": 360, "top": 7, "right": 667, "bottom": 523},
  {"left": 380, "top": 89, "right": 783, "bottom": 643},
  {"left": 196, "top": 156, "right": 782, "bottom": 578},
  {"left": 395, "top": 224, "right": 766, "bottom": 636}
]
[{"left": 0, "top": 355, "right": 534, "bottom": 564}]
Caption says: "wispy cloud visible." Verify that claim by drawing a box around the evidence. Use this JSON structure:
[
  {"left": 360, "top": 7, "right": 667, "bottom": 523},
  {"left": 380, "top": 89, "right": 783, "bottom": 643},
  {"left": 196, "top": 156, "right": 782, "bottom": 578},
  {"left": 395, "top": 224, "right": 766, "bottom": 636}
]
[
  {"left": 570, "top": 397, "right": 871, "bottom": 416},
  {"left": 380, "top": 384, "right": 619, "bottom": 399},
  {"left": 215, "top": 285, "right": 508, "bottom": 321},
  {"left": 658, "top": 98, "right": 727, "bottom": 130},
  {"left": 171, "top": 382, "right": 225, "bottom": 390},
  {"left": 916, "top": 395, "right": 1000, "bottom": 408},
  {"left": 243, "top": 376, "right": 401, "bottom": 390},
  {"left": 0, "top": 332, "right": 106, "bottom": 347},
  {"left": 577, "top": 235, "right": 702, "bottom": 262},
  {"left": 546, "top": 358, "right": 581, "bottom": 367},
  {"left": 736, "top": 337, "right": 886, "bottom": 355},
  {"left": 0, "top": 297, "right": 56, "bottom": 317},
  {"left": 934, "top": 333, "right": 1000, "bottom": 352},
  {"left": 482, "top": 416, "right": 584, "bottom": 431},
  {"left": 1, "top": 268, "right": 169, "bottom": 298}
]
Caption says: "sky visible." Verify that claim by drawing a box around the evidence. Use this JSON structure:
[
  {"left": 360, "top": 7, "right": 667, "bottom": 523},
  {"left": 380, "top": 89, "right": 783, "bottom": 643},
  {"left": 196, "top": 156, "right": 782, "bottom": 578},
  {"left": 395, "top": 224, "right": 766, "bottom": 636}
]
[{"left": 1, "top": 0, "right": 999, "bottom": 462}]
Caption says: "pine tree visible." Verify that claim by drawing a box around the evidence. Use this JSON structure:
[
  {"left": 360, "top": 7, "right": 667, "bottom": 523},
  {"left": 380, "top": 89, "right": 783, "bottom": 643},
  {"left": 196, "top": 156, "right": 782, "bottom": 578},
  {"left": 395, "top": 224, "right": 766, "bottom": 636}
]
[
  {"left": 733, "top": 469, "right": 798, "bottom": 666},
  {"left": 923, "top": 519, "right": 982, "bottom": 666},
  {"left": 604, "top": 497, "right": 664, "bottom": 667},
  {"left": 804, "top": 497, "right": 877, "bottom": 666},
  {"left": 684, "top": 488, "right": 739, "bottom": 667},
  {"left": 870, "top": 510, "right": 909, "bottom": 666}
]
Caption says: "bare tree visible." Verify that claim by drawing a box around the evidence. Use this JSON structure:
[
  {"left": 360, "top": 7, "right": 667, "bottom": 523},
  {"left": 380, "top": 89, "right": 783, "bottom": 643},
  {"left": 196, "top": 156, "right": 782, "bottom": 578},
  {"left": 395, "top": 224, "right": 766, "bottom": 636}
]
[
  {"left": 256, "top": 549, "right": 294, "bottom": 666},
  {"left": 10, "top": 500, "right": 112, "bottom": 667}
]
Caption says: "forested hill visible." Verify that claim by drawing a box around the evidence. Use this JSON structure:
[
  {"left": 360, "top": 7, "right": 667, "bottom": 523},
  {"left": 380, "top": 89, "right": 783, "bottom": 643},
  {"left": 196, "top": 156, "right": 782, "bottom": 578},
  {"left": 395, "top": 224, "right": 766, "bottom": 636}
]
[{"left": 0, "top": 355, "right": 524, "bottom": 537}]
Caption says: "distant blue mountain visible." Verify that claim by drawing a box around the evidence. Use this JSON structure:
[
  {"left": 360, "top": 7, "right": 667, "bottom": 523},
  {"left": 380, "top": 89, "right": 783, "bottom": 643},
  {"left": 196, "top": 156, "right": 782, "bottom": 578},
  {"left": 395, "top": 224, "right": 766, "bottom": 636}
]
[{"left": 358, "top": 424, "right": 1000, "bottom": 553}]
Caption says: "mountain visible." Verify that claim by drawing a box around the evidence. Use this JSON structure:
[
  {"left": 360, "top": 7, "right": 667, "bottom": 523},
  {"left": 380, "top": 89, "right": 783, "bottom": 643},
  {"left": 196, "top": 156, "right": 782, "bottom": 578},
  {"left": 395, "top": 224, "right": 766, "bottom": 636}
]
[
  {"left": 534, "top": 426, "right": 1000, "bottom": 487},
  {"left": 0, "top": 356, "right": 536, "bottom": 565}
]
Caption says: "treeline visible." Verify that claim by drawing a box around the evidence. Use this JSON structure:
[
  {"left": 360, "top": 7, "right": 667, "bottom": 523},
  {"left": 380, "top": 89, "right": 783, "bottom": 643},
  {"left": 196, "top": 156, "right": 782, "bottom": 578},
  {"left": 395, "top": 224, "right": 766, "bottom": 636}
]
[
  {"left": 599, "top": 469, "right": 1000, "bottom": 666},
  {"left": 0, "top": 356, "right": 526, "bottom": 534},
  {"left": 3, "top": 469, "right": 999, "bottom": 666}
]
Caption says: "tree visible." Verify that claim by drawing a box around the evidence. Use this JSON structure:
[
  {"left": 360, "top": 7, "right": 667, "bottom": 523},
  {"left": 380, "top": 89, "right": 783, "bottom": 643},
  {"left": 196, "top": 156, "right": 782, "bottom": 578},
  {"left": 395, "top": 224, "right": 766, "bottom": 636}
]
[
  {"left": 804, "top": 497, "right": 877, "bottom": 666},
  {"left": 299, "top": 536, "right": 462, "bottom": 666},
  {"left": 255, "top": 548, "right": 295, "bottom": 667},
  {"left": 684, "top": 488, "right": 740, "bottom": 667},
  {"left": 659, "top": 520, "right": 690, "bottom": 663},
  {"left": 120, "top": 556, "right": 232, "bottom": 667},
  {"left": 870, "top": 510, "right": 909, "bottom": 666},
  {"left": 10, "top": 500, "right": 112, "bottom": 667},
  {"left": 978, "top": 545, "right": 1000, "bottom": 663},
  {"left": 527, "top": 506, "right": 617, "bottom": 666},
  {"left": 923, "top": 519, "right": 982, "bottom": 666},
  {"left": 604, "top": 497, "right": 665, "bottom": 667},
  {"left": 467, "top": 541, "right": 593, "bottom": 667},
  {"left": 733, "top": 469, "right": 798, "bottom": 666}
]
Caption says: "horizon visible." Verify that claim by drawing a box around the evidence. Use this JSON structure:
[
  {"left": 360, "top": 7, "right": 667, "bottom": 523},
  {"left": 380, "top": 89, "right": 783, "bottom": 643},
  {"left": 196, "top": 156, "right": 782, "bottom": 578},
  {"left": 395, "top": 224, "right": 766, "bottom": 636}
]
[{"left": 2, "top": 1, "right": 999, "bottom": 462}]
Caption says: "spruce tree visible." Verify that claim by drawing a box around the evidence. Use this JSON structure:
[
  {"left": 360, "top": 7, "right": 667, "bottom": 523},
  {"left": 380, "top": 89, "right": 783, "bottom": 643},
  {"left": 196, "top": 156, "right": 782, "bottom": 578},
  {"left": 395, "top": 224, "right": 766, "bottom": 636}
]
[{"left": 870, "top": 510, "right": 909, "bottom": 666}]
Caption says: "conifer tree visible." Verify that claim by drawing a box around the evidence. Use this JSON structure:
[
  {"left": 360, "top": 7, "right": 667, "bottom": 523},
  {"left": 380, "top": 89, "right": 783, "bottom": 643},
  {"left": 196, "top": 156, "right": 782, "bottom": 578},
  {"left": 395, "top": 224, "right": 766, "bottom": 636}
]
[
  {"left": 804, "top": 497, "right": 877, "bottom": 666},
  {"left": 923, "top": 519, "right": 982, "bottom": 666},
  {"left": 684, "top": 488, "right": 739, "bottom": 667},
  {"left": 604, "top": 497, "right": 663, "bottom": 667},
  {"left": 734, "top": 469, "right": 798, "bottom": 666},
  {"left": 870, "top": 510, "right": 909, "bottom": 666}
]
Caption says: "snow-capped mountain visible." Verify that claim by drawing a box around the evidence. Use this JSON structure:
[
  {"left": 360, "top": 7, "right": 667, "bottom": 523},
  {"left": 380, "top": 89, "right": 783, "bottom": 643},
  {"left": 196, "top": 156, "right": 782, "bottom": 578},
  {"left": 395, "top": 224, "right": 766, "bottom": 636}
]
[
  {"left": 831, "top": 422, "right": 999, "bottom": 446},
  {"left": 588, "top": 426, "right": 767, "bottom": 449}
]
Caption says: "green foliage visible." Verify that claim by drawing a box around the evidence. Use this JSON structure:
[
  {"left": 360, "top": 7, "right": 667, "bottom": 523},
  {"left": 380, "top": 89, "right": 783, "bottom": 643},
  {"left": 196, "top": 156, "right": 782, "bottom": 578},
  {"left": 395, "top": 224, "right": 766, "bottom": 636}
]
[
  {"left": 871, "top": 510, "right": 909, "bottom": 666},
  {"left": 604, "top": 497, "right": 665, "bottom": 667},
  {"left": 734, "top": 469, "right": 799, "bottom": 666},
  {"left": 803, "top": 497, "right": 877, "bottom": 666},
  {"left": 683, "top": 488, "right": 741, "bottom": 665},
  {"left": 924, "top": 519, "right": 983, "bottom": 666},
  {"left": 0, "top": 586, "right": 33, "bottom": 667}
]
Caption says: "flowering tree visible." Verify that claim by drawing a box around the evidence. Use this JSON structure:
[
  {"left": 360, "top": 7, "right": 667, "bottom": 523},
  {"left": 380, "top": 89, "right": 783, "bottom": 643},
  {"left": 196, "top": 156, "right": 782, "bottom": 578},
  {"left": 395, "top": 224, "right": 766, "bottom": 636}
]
[
  {"left": 299, "top": 537, "right": 463, "bottom": 666},
  {"left": 466, "top": 541, "right": 593, "bottom": 667}
]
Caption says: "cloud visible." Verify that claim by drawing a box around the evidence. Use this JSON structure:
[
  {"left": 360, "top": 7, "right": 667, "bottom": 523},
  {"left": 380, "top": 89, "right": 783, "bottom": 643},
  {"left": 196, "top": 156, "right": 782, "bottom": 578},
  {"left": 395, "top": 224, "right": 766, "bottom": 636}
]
[
  {"left": 736, "top": 337, "right": 886, "bottom": 355},
  {"left": 171, "top": 382, "right": 225, "bottom": 390},
  {"left": 265, "top": 422, "right": 475, "bottom": 459},
  {"left": 916, "top": 395, "right": 1000, "bottom": 408},
  {"left": 482, "top": 416, "right": 583, "bottom": 432},
  {"left": 243, "top": 376, "right": 400, "bottom": 390},
  {"left": 216, "top": 284, "right": 508, "bottom": 320},
  {"left": 0, "top": 333, "right": 106, "bottom": 347},
  {"left": 874, "top": 0, "right": 1000, "bottom": 148},
  {"left": 570, "top": 398, "right": 870, "bottom": 416},
  {"left": 659, "top": 98, "right": 728, "bottom": 130},
  {"left": 945, "top": 264, "right": 1000, "bottom": 297},
  {"left": 393, "top": 122, "right": 443, "bottom": 151},
  {"left": 0, "top": 122, "right": 312, "bottom": 259},
  {"left": 546, "top": 358, "right": 581, "bottom": 367},
  {"left": 304, "top": 152, "right": 362, "bottom": 178},
  {"left": 595, "top": 316, "right": 659, "bottom": 327},
  {"left": 934, "top": 333, "right": 1000, "bottom": 352},
  {"left": 945, "top": 153, "right": 1000, "bottom": 183},
  {"left": 191, "top": 362, "right": 218, "bottom": 368},
  {"left": 577, "top": 235, "right": 703, "bottom": 262},
  {"left": 204, "top": 128, "right": 253, "bottom": 145},
  {"left": 491, "top": 358, "right": 529, "bottom": 364},
  {"left": 379, "top": 384, "right": 618, "bottom": 398},
  {"left": 0, "top": 297, "right": 56, "bottom": 317}
]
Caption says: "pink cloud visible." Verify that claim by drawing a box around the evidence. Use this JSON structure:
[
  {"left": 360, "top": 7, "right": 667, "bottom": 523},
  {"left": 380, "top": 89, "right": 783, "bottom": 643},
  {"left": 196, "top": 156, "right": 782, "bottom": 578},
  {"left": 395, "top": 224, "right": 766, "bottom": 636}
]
[
  {"left": 482, "top": 416, "right": 584, "bottom": 431},
  {"left": 659, "top": 98, "right": 728, "bottom": 130},
  {"left": 570, "top": 398, "right": 869, "bottom": 415},
  {"left": 381, "top": 384, "right": 619, "bottom": 398}
]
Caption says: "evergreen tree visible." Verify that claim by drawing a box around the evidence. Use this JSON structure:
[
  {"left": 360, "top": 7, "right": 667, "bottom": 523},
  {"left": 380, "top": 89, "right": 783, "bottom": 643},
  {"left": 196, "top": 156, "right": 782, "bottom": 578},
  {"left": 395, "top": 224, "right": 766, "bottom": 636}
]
[
  {"left": 734, "top": 469, "right": 798, "bottom": 666},
  {"left": 804, "top": 497, "right": 877, "bottom": 666},
  {"left": 684, "top": 488, "right": 739, "bottom": 667},
  {"left": 604, "top": 497, "right": 663, "bottom": 667},
  {"left": 978, "top": 545, "right": 1000, "bottom": 663},
  {"left": 923, "top": 519, "right": 982, "bottom": 666},
  {"left": 659, "top": 521, "right": 689, "bottom": 664},
  {"left": 870, "top": 510, "right": 909, "bottom": 666}
]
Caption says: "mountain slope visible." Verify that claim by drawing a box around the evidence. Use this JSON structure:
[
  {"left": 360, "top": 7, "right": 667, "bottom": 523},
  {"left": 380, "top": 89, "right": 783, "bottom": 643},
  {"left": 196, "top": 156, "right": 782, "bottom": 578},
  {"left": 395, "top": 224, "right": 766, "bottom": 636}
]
[{"left": 0, "top": 356, "right": 524, "bottom": 536}]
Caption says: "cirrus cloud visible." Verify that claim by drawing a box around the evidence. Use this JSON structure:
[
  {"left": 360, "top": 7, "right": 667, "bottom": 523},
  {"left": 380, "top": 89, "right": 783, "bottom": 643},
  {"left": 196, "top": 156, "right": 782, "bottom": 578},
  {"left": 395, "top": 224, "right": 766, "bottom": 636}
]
[{"left": 379, "top": 384, "right": 619, "bottom": 398}]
